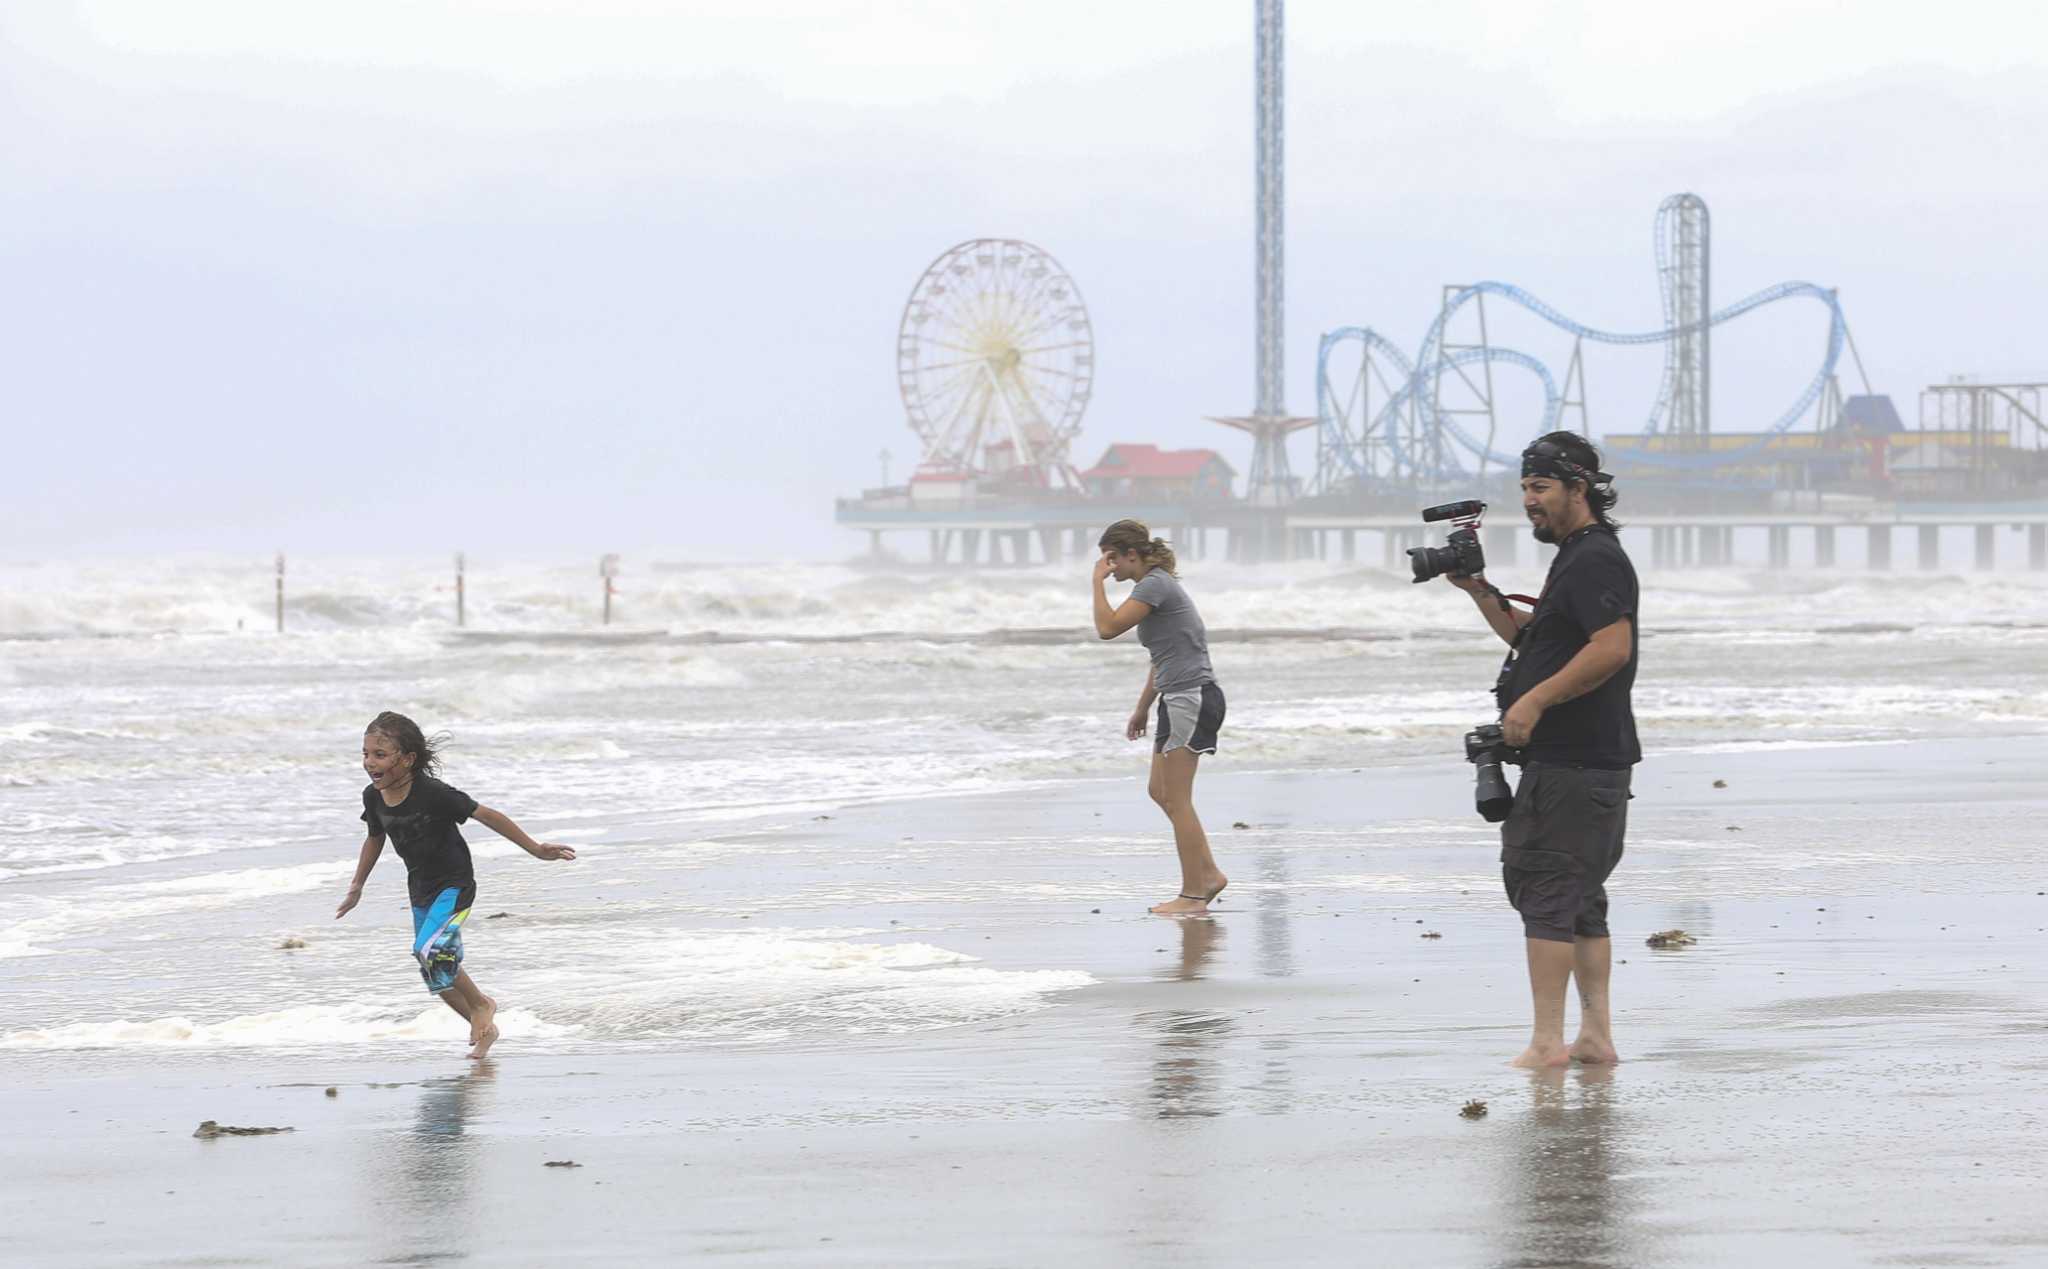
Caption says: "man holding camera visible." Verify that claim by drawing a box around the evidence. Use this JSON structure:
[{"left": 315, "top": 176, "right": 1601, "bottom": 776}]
[{"left": 1447, "top": 431, "right": 1639, "bottom": 1069}]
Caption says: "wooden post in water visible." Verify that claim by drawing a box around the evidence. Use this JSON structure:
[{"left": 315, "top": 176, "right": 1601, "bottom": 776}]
[
  {"left": 274, "top": 553, "right": 285, "bottom": 633},
  {"left": 455, "top": 553, "right": 466, "bottom": 627},
  {"left": 599, "top": 554, "right": 620, "bottom": 625}
]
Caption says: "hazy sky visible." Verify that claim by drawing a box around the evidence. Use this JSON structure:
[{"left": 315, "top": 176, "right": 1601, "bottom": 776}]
[{"left": 6, "top": 2, "right": 2045, "bottom": 558}]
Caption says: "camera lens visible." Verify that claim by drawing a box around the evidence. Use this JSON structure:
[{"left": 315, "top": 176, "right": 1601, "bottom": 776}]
[
  {"left": 1474, "top": 756, "right": 1513, "bottom": 822},
  {"left": 1407, "top": 544, "right": 1458, "bottom": 583}
]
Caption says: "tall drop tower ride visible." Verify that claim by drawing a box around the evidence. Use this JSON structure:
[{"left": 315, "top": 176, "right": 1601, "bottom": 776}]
[
  {"left": 1658, "top": 193, "right": 1712, "bottom": 446},
  {"left": 1212, "top": 0, "right": 1314, "bottom": 512}
]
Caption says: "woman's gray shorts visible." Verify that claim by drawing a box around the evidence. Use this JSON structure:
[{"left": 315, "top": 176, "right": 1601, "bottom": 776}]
[
  {"left": 1154, "top": 683, "right": 1226, "bottom": 755},
  {"left": 1499, "top": 763, "right": 1631, "bottom": 942}
]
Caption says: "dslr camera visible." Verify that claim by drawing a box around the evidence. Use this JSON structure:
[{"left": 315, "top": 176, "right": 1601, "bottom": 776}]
[
  {"left": 1407, "top": 500, "right": 1487, "bottom": 584},
  {"left": 1464, "top": 722, "right": 1517, "bottom": 823}
]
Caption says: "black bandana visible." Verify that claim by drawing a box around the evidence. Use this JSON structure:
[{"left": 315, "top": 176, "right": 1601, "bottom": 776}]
[{"left": 1521, "top": 440, "right": 1611, "bottom": 488}]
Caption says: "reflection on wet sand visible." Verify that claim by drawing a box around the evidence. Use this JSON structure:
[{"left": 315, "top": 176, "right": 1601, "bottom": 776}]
[
  {"left": 1492, "top": 1066, "right": 1659, "bottom": 1269},
  {"left": 1253, "top": 850, "right": 1295, "bottom": 980},
  {"left": 1146, "top": 917, "right": 1231, "bottom": 1119},
  {"left": 1249, "top": 851, "right": 1298, "bottom": 1114},
  {"left": 377, "top": 1065, "right": 495, "bottom": 1263}
]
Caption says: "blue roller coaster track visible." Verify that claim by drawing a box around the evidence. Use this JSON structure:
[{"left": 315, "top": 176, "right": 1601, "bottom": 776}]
[{"left": 1315, "top": 201, "right": 1859, "bottom": 489}]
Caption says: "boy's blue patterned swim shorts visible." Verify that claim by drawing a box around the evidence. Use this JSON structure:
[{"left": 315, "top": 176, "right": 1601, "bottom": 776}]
[{"left": 410, "top": 886, "right": 474, "bottom": 994}]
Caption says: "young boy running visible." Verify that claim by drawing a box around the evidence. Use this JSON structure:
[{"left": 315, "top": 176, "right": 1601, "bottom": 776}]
[{"left": 335, "top": 711, "right": 577, "bottom": 1059}]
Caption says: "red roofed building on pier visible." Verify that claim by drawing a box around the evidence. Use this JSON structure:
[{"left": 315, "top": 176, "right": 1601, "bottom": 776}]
[{"left": 1080, "top": 444, "right": 1236, "bottom": 502}]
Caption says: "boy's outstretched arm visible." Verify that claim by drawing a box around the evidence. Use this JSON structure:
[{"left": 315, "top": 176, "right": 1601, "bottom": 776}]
[
  {"left": 336, "top": 834, "right": 384, "bottom": 918},
  {"left": 473, "top": 805, "right": 578, "bottom": 861}
]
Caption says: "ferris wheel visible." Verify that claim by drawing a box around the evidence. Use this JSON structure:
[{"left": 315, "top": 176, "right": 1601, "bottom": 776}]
[{"left": 896, "top": 239, "right": 1094, "bottom": 486}]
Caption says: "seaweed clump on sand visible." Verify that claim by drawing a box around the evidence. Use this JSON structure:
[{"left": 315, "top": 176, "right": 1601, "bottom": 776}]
[
  {"left": 193, "top": 1121, "right": 295, "bottom": 1139},
  {"left": 1459, "top": 1099, "right": 1488, "bottom": 1120},
  {"left": 1645, "top": 929, "right": 1698, "bottom": 949}
]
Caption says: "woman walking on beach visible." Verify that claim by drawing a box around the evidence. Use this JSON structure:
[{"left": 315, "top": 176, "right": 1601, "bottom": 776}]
[
  {"left": 1092, "top": 520, "right": 1228, "bottom": 916},
  {"left": 335, "top": 711, "right": 578, "bottom": 1059}
]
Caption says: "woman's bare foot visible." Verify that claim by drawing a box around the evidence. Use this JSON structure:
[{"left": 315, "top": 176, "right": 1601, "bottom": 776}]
[
  {"left": 1149, "top": 875, "right": 1227, "bottom": 916},
  {"left": 1569, "top": 1036, "right": 1620, "bottom": 1064},
  {"left": 1510, "top": 1041, "right": 1572, "bottom": 1069}
]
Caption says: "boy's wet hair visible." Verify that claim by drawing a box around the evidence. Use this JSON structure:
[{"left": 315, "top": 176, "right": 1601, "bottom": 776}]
[{"left": 365, "top": 711, "right": 445, "bottom": 780}]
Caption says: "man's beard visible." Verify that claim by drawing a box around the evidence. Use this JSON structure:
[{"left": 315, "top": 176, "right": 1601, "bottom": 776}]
[{"left": 1530, "top": 520, "right": 1558, "bottom": 545}]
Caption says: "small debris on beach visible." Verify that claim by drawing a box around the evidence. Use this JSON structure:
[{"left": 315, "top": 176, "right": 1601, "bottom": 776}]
[
  {"left": 1713, "top": 779, "right": 1727, "bottom": 788},
  {"left": 813, "top": 815, "right": 833, "bottom": 821},
  {"left": 278, "top": 937, "right": 306, "bottom": 950},
  {"left": 324, "top": 1087, "right": 337, "bottom": 1098},
  {"left": 1421, "top": 931, "right": 1442, "bottom": 939},
  {"left": 1646, "top": 929, "right": 1698, "bottom": 949},
  {"left": 484, "top": 912, "right": 512, "bottom": 920},
  {"left": 1091, "top": 908, "right": 1101, "bottom": 914},
  {"left": 193, "top": 1121, "right": 294, "bottom": 1139},
  {"left": 1725, "top": 826, "right": 1741, "bottom": 832},
  {"left": 543, "top": 1160, "right": 582, "bottom": 1168},
  {"left": 1232, "top": 821, "right": 1251, "bottom": 830},
  {"left": 1460, "top": 1100, "right": 1488, "bottom": 1120}
]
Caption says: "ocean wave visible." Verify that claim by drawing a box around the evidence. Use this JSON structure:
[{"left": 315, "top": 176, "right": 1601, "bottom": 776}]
[
  {"left": 504, "top": 928, "right": 1098, "bottom": 1045},
  {"left": 0, "top": 862, "right": 347, "bottom": 956},
  {"left": 1, "top": 927, "right": 1097, "bottom": 1052},
  {"left": 0, "top": 1003, "right": 572, "bottom": 1051},
  {"left": 7, "top": 555, "right": 2048, "bottom": 639}
]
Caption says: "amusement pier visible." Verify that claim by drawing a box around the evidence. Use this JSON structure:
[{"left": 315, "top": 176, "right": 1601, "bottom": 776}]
[{"left": 834, "top": 1, "right": 2047, "bottom": 570}]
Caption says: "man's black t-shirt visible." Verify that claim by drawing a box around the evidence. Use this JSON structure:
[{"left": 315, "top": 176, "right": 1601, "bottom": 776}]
[
  {"left": 361, "top": 776, "right": 479, "bottom": 907},
  {"left": 1498, "top": 526, "right": 1641, "bottom": 769}
]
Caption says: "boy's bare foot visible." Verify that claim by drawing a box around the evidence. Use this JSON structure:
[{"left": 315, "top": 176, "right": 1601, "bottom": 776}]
[
  {"left": 467, "top": 996, "right": 497, "bottom": 1046},
  {"left": 1510, "top": 1041, "right": 1572, "bottom": 1069},
  {"left": 468, "top": 1023, "right": 499, "bottom": 1060},
  {"left": 1149, "top": 876, "right": 1227, "bottom": 915},
  {"left": 1569, "top": 1037, "right": 1620, "bottom": 1064}
]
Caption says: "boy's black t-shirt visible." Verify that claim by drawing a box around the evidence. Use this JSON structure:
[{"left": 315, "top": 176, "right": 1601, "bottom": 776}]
[
  {"left": 361, "top": 776, "right": 479, "bottom": 908},
  {"left": 1498, "top": 526, "right": 1641, "bottom": 769}
]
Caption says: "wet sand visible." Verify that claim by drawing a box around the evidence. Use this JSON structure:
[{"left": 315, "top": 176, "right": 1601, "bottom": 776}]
[{"left": 6, "top": 738, "right": 2047, "bottom": 1267}]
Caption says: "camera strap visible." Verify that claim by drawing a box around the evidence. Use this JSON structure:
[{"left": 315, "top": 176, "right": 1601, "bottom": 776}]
[{"left": 1479, "top": 582, "right": 1538, "bottom": 612}]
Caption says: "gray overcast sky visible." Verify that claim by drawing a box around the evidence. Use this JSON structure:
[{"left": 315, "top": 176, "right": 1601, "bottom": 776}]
[{"left": 6, "top": 2, "right": 2046, "bottom": 558}]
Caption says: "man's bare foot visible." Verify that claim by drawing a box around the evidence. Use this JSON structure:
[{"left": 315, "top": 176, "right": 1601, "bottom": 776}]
[
  {"left": 1569, "top": 1037, "right": 1620, "bottom": 1064},
  {"left": 1510, "top": 1041, "right": 1572, "bottom": 1069},
  {"left": 468, "top": 1023, "right": 500, "bottom": 1060}
]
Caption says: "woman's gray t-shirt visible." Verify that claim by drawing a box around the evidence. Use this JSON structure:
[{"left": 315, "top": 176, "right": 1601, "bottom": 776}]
[{"left": 1130, "top": 570, "right": 1215, "bottom": 691}]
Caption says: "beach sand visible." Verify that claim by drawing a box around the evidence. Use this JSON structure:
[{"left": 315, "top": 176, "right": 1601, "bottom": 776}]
[{"left": 6, "top": 738, "right": 2047, "bottom": 1267}]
